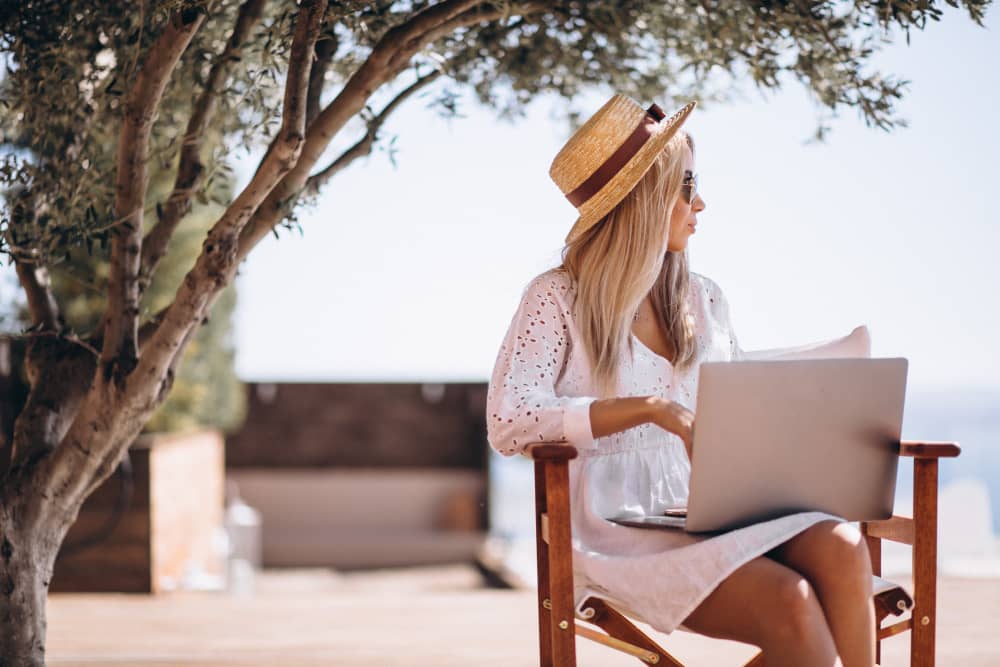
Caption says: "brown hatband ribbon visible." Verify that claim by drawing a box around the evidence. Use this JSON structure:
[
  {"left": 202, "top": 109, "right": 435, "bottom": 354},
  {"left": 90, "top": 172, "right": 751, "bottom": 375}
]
[{"left": 565, "top": 103, "right": 666, "bottom": 208}]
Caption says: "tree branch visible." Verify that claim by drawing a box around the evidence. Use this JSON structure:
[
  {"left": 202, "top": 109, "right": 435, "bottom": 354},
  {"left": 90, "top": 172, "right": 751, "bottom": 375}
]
[
  {"left": 235, "top": 1, "right": 547, "bottom": 264},
  {"left": 304, "top": 69, "right": 442, "bottom": 195},
  {"left": 306, "top": 32, "right": 339, "bottom": 128},
  {"left": 385, "top": 2, "right": 541, "bottom": 72},
  {"left": 382, "top": 0, "right": 485, "bottom": 52},
  {"left": 129, "top": 0, "right": 327, "bottom": 404},
  {"left": 4, "top": 194, "right": 63, "bottom": 332},
  {"left": 137, "top": 309, "right": 168, "bottom": 351},
  {"left": 100, "top": 8, "right": 206, "bottom": 389},
  {"left": 138, "top": 0, "right": 266, "bottom": 297},
  {"left": 13, "top": 259, "right": 62, "bottom": 333}
]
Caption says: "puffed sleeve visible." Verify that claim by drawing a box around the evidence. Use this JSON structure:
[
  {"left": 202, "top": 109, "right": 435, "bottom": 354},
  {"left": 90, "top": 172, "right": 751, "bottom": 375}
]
[{"left": 486, "top": 271, "right": 599, "bottom": 456}]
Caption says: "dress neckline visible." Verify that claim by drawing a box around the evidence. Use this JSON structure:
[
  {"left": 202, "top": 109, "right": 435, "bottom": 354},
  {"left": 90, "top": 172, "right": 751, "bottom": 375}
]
[{"left": 631, "top": 333, "right": 675, "bottom": 367}]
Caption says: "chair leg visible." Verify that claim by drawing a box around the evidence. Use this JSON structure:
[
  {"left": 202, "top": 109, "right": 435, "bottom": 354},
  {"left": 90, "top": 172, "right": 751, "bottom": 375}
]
[
  {"left": 911, "top": 459, "right": 939, "bottom": 667},
  {"left": 580, "top": 597, "right": 685, "bottom": 667},
  {"left": 535, "top": 460, "right": 554, "bottom": 667},
  {"left": 544, "top": 459, "right": 578, "bottom": 666},
  {"left": 861, "top": 521, "right": 884, "bottom": 665}
]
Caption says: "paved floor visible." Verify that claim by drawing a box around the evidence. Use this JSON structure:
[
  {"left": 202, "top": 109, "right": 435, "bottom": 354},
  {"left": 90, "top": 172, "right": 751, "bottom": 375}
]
[{"left": 46, "top": 567, "right": 1000, "bottom": 666}]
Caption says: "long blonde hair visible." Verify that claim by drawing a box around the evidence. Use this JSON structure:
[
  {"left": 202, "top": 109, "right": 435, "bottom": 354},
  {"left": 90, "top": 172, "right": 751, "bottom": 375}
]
[{"left": 560, "top": 131, "right": 696, "bottom": 396}]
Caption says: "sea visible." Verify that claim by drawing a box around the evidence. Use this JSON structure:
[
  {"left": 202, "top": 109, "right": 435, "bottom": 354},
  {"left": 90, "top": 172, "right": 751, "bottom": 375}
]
[{"left": 488, "top": 386, "right": 1000, "bottom": 581}]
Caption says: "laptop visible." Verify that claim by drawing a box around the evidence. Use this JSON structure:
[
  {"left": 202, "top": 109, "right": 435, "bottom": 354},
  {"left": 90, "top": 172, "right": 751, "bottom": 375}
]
[{"left": 609, "top": 358, "right": 907, "bottom": 533}]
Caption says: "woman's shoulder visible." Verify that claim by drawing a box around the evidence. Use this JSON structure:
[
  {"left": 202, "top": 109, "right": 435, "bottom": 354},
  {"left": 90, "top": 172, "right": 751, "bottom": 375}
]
[
  {"left": 522, "top": 266, "right": 575, "bottom": 298},
  {"left": 688, "top": 271, "right": 731, "bottom": 320},
  {"left": 688, "top": 271, "right": 725, "bottom": 301},
  {"left": 511, "top": 268, "right": 576, "bottom": 328}
]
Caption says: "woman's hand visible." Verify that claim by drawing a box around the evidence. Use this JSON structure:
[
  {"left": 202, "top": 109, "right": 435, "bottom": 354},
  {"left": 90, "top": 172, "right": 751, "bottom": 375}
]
[{"left": 646, "top": 397, "right": 695, "bottom": 459}]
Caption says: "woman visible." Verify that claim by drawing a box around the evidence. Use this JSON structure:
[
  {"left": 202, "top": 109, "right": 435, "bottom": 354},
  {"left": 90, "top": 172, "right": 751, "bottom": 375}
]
[{"left": 486, "top": 94, "right": 876, "bottom": 666}]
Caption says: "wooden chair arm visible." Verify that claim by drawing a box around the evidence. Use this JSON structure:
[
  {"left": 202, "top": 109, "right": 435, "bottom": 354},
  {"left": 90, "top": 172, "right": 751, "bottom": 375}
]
[
  {"left": 899, "top": 440, "right": 961, "bottom": 459},
  {"left": 525, "top": 443, "right": 579, "bottom": 461},
  {"left": 525, "top": 441, "right": 961, "bottom": 460}
]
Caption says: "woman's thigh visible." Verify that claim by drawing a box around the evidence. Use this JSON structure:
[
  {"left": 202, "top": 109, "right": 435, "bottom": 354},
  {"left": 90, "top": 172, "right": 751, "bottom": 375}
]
[{"left": 682, "top": 555, "right": 830, "bottom": 648}]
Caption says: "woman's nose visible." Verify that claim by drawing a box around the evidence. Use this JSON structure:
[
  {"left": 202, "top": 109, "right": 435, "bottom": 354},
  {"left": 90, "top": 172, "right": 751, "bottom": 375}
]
[{"left": 693, "top": 193, "right": 706, "bottom": 212}]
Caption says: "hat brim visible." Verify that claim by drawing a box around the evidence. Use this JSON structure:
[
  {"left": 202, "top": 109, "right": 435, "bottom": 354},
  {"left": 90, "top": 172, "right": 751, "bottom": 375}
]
[{"left": 564, "top": 101, "right": 696, "bottom": 245}]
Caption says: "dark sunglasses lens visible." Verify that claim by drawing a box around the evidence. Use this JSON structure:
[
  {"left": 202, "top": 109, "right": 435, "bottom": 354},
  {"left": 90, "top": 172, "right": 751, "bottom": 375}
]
[{"left": 683, "top": 175, "right": 697, "bottom": 203}]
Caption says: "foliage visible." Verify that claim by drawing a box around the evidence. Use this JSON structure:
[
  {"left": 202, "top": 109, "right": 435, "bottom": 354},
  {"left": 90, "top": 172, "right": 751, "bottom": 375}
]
[
  {"left": 0, "top": 5, "right": 247, "bottom": 434},
  {"left": 41, "top": 158, "right": 246, "bottom": 435},
  {"left": 0, "top": 1, "right": 991, "bottom": 270}
]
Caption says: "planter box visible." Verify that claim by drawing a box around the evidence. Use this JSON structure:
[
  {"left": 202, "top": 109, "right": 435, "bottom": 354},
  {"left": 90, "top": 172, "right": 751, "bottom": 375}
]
[{"left": 50, "top": 429, "right": 225, "bottom": 593}]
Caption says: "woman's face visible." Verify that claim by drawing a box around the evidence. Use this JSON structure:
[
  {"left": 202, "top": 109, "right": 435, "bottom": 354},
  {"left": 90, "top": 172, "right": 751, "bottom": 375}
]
[{"left": 666, "top": 143, "right": 706, "bottom": 252}]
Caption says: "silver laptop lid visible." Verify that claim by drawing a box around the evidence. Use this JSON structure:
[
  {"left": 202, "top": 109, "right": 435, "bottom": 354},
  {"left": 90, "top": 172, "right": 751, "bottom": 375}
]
[{"left": 685, "top": 358, "right": 907, "bottom": 533}]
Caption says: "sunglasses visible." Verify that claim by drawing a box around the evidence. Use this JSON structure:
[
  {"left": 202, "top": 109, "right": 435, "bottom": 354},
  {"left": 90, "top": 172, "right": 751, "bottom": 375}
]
[{"left": 681, "top": 170, "right": 698, "bottom": 204}]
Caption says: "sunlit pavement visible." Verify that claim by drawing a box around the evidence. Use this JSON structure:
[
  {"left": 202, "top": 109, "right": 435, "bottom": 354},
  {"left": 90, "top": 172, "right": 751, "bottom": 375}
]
[{"left": 47, "top": 566, "right": 1000, "bottom": 666}]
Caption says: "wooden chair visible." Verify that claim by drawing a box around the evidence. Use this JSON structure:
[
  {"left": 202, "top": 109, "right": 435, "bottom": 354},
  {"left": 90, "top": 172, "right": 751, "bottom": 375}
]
[{"left": 527, "top": 439, "right": 961, "bottom": 666}]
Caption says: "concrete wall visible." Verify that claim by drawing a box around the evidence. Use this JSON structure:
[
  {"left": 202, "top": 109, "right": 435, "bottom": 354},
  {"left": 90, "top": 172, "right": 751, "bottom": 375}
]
[{"left": 229, "top": 468, "right": 484, "bottom": 569}]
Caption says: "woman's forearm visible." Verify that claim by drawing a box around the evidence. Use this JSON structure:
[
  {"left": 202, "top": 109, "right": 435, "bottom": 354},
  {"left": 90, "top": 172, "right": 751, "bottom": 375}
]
[
  {"left": 588, "top": 396, "right": 659, "bottom": 439},
  {"left": 589, "top": 395, "right": 694, "bottom": 459}
]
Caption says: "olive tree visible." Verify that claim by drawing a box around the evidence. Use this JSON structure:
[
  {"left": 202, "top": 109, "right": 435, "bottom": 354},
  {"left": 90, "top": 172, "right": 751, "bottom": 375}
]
[{"left": 0, "top": 0, "right": 989, "bottom": 663}]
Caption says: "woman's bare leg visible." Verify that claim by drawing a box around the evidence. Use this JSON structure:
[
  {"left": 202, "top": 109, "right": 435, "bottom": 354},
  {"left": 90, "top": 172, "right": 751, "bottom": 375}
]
[
  {"left": 683, "top": 556, "right": 841, "bottom": 667},
  {"left": 768, "top": 520, "right": 876, "bottom": 667}
]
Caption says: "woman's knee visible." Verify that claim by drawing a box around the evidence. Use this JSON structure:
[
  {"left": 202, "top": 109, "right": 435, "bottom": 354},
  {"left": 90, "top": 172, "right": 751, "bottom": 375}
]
[
  {"left": 782, "top": 521, "right": 874, "bottom": 594},
  {"left": 763, "top": 574, "right": 829, "bottom": 647},
  {"left": 814, "top": 522, "right": 874, "bottom": 592}
]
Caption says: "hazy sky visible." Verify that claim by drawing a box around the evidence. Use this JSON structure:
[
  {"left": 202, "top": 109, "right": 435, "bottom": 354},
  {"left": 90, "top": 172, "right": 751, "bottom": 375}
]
[{"left": 230, "top": 6, "right": 997, "bottom": 393}]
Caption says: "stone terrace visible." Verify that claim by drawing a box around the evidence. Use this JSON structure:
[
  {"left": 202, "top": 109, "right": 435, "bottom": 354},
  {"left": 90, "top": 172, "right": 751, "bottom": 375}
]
[{"left": 47, "top": 567, "right": 1000, "bottom": 666}]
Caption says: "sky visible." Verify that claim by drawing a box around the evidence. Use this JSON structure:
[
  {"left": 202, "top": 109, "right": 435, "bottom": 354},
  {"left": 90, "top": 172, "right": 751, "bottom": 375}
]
[{"left": 225, "top": 7, "right": 997, "bottom": 393}]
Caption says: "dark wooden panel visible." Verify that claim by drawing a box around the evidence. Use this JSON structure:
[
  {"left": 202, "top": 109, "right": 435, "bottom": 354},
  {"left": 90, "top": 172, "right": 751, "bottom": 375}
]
[
  {"left": 226, "top": 382, "right": 489, "bottom": 469},
  {"left": 51, "top": 445, "right": 153, "bottom": 593},
  {"left": 76, "top": 453, "right": 151, "bottom": 508},
  {"left": 50, "top": 547, "right": 153, "bottom": 593},
  {"left": 61, "top": 510, "right": 151, "bottom": 544}
]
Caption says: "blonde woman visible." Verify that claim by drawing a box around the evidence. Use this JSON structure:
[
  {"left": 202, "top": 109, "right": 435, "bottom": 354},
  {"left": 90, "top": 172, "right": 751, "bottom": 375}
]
[{"left": 486, "top": 95, "right": 875, "bottom": 666}]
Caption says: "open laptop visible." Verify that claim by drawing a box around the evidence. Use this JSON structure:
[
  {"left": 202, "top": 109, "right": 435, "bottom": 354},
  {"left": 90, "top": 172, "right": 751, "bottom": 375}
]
[{"left": 609, "top": 358, "right": 907, "bottom": 533}]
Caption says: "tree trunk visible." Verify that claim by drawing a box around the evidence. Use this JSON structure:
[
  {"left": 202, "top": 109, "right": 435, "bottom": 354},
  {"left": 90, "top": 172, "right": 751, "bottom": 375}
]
[{"left": 0, "top": 496, "right": 58, "bottom": 667}]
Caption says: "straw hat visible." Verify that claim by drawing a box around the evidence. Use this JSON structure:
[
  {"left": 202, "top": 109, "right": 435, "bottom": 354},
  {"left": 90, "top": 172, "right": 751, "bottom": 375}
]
[{"left": 550, "top": 94, "right": 696, "bottom": 244}]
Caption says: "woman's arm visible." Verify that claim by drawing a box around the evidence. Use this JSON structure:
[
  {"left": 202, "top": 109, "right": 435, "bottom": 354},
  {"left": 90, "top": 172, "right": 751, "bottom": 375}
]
[
  {"left": 489, "top": 272, "right": 697, "bottom": 458},
  {"left": 590, "top": 396, "right": 695, "bottom": 459},
  {"left": 486, "top": 272, "right": 601, "bottom": 456}
]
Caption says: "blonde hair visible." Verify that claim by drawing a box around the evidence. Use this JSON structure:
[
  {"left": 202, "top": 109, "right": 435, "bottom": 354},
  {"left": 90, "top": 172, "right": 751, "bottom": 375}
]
[{"left": 560, "top": 131, "right": 696, "bottom": 396}]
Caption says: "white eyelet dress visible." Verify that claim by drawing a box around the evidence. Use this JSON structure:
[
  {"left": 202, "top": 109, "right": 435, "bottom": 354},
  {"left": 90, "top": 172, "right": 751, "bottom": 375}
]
[{"left": 485, "top": 267, "right": 842, "bottom": 634}]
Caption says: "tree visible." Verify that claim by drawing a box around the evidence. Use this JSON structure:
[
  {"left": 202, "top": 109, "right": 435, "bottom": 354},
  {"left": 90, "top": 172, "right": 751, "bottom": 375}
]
[
  {"left": 38, "top": 131, "right": 247, "bottom": 437},
  {"left": 0, "top": 0, "right": 990, "bottom": 662}
]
